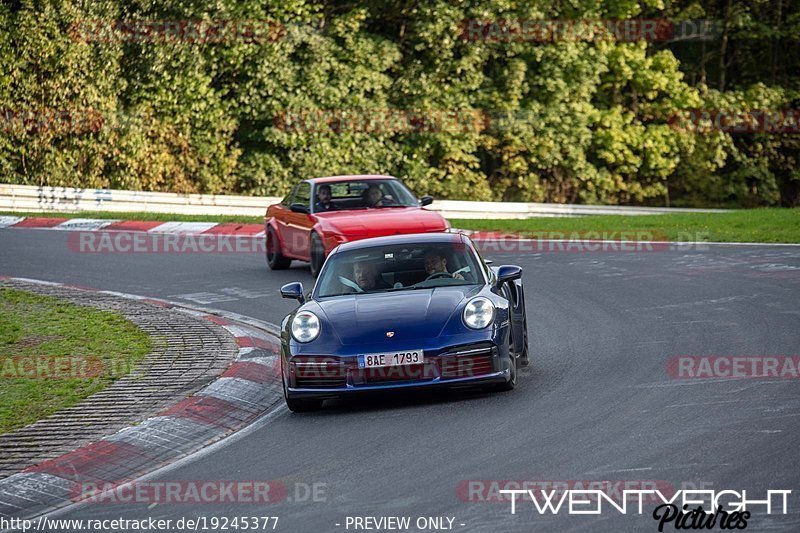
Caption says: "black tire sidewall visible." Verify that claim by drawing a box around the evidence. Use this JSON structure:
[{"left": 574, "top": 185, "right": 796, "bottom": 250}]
[
  {"left": 267, "top": 227, "right": 279, "bottom": 267},
  {"left": 310, "top": 233, "right": 323, "bottom": 277}
]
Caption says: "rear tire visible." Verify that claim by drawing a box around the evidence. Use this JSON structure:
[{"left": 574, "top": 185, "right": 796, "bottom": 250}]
[
  {"left": 309, "top": 232, "right": 324, "bottom": 278},
  {"left": 266, "top": 227, "right": 291, "bottom": 270}
]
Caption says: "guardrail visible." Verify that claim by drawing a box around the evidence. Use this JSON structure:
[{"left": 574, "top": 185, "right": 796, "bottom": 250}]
[{"left": 0, "top": 183, "right": 728, "bottom": 219}]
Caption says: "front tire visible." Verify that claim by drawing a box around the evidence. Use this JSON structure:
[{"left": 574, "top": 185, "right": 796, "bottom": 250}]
[
  {"left": 494, "top": 350, "right": 517, "bottom": 392},
  {"left": 283, "top": 373, "right": 323, "bottom": 412},
  {"left": 518, "top": 316, "right": 529, "bottom": 367},
  {"left": 286, "top": 396, "right": 324, "bottom": 413},
  {"left": 266, "top": 227, "right": 291, "bottom": 270},
  {"left": 309, "top": 232, "right": 324, "bottom": 278},
  {"left": 492, "top": 326, "right": 517, "bottom": 392}
]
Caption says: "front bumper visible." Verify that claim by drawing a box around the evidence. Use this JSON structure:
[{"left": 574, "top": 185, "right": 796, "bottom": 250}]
[{"left": 284, "top": 341, "right": 511, "bottom": 401}]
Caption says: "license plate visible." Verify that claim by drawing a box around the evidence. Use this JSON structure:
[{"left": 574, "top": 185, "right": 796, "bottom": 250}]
[{"left": 359, "top": 350, "right": 424, "bottom": 369}]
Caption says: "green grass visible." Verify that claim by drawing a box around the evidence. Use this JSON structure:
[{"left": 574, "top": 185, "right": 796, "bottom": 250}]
[
  {"left": 0, "top": 288, "right": 152, "bottom": 434},
  {"left": 452, "top": 209, "right": 800, "bottom": 243},
  {"left": 2, "top": 208, "right": 798, "bottom": 243}
]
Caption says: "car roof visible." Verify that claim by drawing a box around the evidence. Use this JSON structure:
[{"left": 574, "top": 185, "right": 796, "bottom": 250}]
[
  {"left": 335, "top": 232, "right": 466, "bottom": 253},
  {"left": 308, "top": 174, "right": 397, "bottom": 184}
]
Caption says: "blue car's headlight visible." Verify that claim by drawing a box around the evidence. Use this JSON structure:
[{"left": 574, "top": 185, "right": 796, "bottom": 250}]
[
  {"left": 291, "top": 311, "right": 321, "bottom": 343},
  {"left": 463, "top": 297, "right": 495, "bottom": 329}
]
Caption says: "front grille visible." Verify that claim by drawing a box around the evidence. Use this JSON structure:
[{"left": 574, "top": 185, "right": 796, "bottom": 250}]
[
  {"left": 440, "top": 345, "right": 496, "bottom": 379},
  {"left": 361, "top": 363, "right": 434, "bottom": 384},
  {"left": 293, "top": 358, "right": 346, "bottom": 388}
]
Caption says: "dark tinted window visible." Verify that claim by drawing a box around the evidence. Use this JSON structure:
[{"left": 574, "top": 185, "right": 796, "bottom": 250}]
[
  {"left": 319, "top": 179, "right": 417, "bottom": 209},
  {"left": 295, "top": 182, "right": 311, "bottom": 207},
  {"left": 316, "top": 241, "right": 483, "bottom": 298},
  {"left": 281, "top": 184, "right": 298, "bottom": 207}
]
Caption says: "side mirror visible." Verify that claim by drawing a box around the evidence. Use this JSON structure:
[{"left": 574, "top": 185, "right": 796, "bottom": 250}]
[
  {"left": 280, "top": 282, "right": 306, "bottom": 303},
  {"left": 495, "top": 265, "right": 522, "bottom": 286},
  {"left": 419, "top": 195, "right": 434, "bottom": 207},
  {"left": 290, "top": 203, "right": 309, "bottom": 214}
]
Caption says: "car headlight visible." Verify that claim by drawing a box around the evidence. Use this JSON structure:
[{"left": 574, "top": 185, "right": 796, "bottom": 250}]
[
  {"left": 291, "top": 311, "right": 321, "bottom": 343},
  {"left": 463, "top": 297, "right": 495, "bottom": 329}
]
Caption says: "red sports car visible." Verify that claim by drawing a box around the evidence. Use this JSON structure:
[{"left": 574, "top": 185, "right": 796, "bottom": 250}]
[{"left": 265, "top": 175, "right": 450, "bottom": 276}]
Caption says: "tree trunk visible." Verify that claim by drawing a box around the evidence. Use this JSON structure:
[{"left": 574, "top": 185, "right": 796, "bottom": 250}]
[{"left": 719, "top": 0, "right": 733, "bottom": 91}]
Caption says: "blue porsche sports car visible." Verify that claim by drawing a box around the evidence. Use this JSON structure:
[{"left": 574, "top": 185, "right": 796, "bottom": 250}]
[{"left": 278, "top": 232, "right": 528, "bottom": 412}]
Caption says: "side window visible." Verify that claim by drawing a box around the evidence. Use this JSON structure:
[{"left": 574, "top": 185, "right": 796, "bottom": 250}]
[
  {"left": 471, "top": 244, "right": 491, "bottom": 283},
  {"left": 295, "top": 182, "right": 311, "bottom": 208},
  {"left": 330, "top": 183, "right": 350, "bottom": 197},
  {"left": 281, "top": 185, "right": 298, "bottom": 207}
]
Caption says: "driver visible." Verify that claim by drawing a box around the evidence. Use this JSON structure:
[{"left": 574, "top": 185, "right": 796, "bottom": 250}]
[
  {"left": 423, "top": 251, "right": 464, "bottom": 280},
  {"left": 363, "top": 184, "right": 394, "bottom": 207},
  {"left": 353, "top": 260, "right": 391, "bottom": 291},
  {"left": 314, "top": 184, "right": 338, "bottom": 212}
]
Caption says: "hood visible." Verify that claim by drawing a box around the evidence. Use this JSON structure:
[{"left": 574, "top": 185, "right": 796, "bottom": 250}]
[
  {"left": 313, "top": 285, "right": 480, "bottom": 345},
  {"left": 317, "top": 208, "right": 447, "bottom": 237}
]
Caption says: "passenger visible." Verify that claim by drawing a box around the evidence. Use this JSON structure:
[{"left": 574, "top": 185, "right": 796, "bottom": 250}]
[
  {"left": 353, "top": 260, "right": 391, "bottom": 291},
  {"left": 423, "top": 251, "right": 465, "bottom": 280},
  {"left": 314, "top": 184, "right": 338, "bottom": 212},
  {"left": 363, "top": 184, "right": 394, "bottom": 207}
]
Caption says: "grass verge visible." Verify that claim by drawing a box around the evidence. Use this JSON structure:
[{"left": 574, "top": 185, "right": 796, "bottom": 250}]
[
  {"left": 2, "top": 208, "right": 798, "bottom": 243},
  {"left": 452, "top": 209, "right": 799, "bottom": 243},
  {"left": 0, "top": 288, "right": 151, "bottom": 434}
]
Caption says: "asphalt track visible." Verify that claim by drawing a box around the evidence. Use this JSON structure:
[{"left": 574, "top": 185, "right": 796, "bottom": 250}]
[{"left": 2, "top": 228, "right": 800, "bottom": 532}]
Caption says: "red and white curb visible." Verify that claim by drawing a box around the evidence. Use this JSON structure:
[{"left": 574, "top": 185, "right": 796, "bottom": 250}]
[
  {"left": 0, "top": 216, "right": 265, "bottom": 236},
  {"left": 0, "top": 278, "right": 284, "bottom": 520}
]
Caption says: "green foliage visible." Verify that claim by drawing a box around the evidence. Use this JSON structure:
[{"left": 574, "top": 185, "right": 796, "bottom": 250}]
[{"left": 1, "top": 0, "right": 798, "bottom": 206}]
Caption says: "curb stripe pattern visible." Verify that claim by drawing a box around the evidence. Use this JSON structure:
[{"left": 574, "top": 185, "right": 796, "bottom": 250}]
[
  {"left": 11, "top": 217, "right": 68, "bottom": 228},
  {"left": 4, "top": 217, "right": 265, "bottom": 236},
  {"left": 0, "top": 278, "right": 284, "bottom": 520}
]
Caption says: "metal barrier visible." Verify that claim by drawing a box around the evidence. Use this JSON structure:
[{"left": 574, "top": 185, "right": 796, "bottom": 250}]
[{"left": 0, "top": 183, "right": 728, "bottom": 219}]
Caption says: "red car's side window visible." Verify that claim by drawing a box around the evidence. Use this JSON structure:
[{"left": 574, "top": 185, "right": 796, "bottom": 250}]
[{"left": 281, "top": 184, "right": 298, "bottom": 207}]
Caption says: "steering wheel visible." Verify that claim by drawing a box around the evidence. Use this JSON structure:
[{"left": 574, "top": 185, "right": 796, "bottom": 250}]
[{"left": 425, "top": 271, "right": 453, "bottom": 281}]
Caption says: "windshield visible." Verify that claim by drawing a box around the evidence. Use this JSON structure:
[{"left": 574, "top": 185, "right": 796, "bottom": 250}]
[
  {"left": 312, "top": 179, "right": 418, "bottom": 212},
  {"left": 315, "top": 241, "right": 483, "bottom": 298}
]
